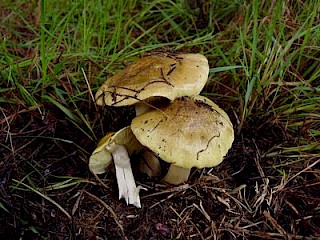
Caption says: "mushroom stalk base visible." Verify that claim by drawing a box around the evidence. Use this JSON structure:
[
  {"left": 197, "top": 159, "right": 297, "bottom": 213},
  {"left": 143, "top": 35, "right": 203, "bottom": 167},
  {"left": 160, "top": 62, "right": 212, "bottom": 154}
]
[
  {"left": 135, "top": 103, "right": 151, "bottom": 116},
  {"left": 106, "top": 143, "right": 142, "bottom": 208},
  {"left": 163, "top": 165, "right": 191, "bottom": 185},
  {"left": 139, "top": 149, "right": 161, "bottom": 177}
]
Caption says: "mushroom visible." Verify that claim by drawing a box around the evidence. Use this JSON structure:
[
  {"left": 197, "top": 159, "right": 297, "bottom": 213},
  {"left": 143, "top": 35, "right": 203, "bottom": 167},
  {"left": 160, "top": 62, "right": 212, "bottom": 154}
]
[
  {"left": 89, "top": 132, "right": 114, "bottom": 175},
  {"left": 95, "top": 53, "right": 209, "bottom": 114},
  {"left": 130, "top": 96, "right": 234, "bottom": 185},
  {"left": 95, "top": 53, "right": 209, "bottom": 175},
  {"left": 89, "top": 126, "right": 144, "bottom": 207}
]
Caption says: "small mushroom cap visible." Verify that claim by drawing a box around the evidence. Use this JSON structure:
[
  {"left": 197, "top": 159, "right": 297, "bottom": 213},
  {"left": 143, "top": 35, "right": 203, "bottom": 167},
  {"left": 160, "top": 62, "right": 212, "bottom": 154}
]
[
  {"left": 131, "top": 96, "right": 234, "bottom": 169},
  {"left": 95, "top": 53, "right": 209, "bottom": 106},
  {"left": 89, "top": 126, "right": 143, "bottom": 174},
  {"left": 89, "top": 133, "right": 114, "bottom": 174}
]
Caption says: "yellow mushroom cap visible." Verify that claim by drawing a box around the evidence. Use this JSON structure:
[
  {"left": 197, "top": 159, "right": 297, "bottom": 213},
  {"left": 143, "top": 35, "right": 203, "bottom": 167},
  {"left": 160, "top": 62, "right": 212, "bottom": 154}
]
[
  {"left": 131, "top": 96, "right": 234, "bottom": 169},
  {"left": 95, "top": 53, "right": 209, "bottom": 106},
  {"left": 89, "top": 126, "right": 143, "bottom": 174}
]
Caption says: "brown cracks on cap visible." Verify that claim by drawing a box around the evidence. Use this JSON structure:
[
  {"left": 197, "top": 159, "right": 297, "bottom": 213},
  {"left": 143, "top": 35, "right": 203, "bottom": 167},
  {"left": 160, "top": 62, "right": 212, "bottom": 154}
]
[
  {"left": 195, "top": 99, "right": 219, "bottom": 114},
  {"left": 194, "top": 99, "right": 233, "bottom": 128},
  {"left": 96, "top": 90, "right": 106, "bottom": 105},
  {"left": 166, "top": 63, "right": 177, "bottom": 76},
  {"left": 159, "top": 68, "right": 174, "bottom": 87},
  {"left": 148, "top": 117, "right": 167, "bottom": 133},
  {"left": 103, "top": 86, "right": 142, "bottom": 106},
  {"left": 97, "top": 76, "right": 175, "bottom": 106},
  {"left": 217, "top": 120, "right": 224, "bottom": 127},
  {"left": 95, "top": 54, "right": 189, "bottom": 106},
  {"left": 196, "top": 132, "right": 221, "bottom": 160}
]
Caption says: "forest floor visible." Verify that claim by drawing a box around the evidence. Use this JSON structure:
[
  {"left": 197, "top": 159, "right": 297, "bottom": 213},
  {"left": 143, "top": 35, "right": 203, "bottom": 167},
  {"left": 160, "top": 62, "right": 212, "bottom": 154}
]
[{"left": 1, "top": 1, "right": 320, "bottom": 239}]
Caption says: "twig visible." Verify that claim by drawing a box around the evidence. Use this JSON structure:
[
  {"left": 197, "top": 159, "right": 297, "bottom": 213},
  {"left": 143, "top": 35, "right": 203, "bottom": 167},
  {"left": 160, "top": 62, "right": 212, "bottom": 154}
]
[
  {"left": 83, "top": 190, "right": 127, "bottom": 240},
  {"left": 192, "top": 201, "right": 211, "bottom": 222},
  {"left": 275, "top": 159, "right": 320, "bottom": 193},
  {"left": 224, "top": 222, "right": 317, "bottom": 240},
  {"left": 287, "top": 159, "right": 320, "bottom": 184},
  {"left": 81, "top": 67, "right": 98, "bottom": 111},
  {"left": 263, "top": 210, "right": 288, "bottom": 238},
  {"left": 0, "top": 107, "right": 14, "bottom": 153}
]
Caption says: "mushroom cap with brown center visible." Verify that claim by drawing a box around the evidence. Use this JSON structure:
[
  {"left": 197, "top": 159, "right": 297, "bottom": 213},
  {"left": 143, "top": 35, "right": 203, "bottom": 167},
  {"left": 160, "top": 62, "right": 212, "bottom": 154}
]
[
  {"left": 95, "top": 53, "right": 209, "bottom": 107},
  {"left": 130, "top": 96, "right": 234, "bottom": 169},
  {"left": 89, "top": 126, "right": 143, "bottom": 174}
]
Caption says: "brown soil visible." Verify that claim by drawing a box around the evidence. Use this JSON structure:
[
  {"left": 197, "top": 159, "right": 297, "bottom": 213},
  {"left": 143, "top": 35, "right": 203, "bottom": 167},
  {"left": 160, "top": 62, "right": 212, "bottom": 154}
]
[{"left": 1, "top": 103, "right": 319, "bottom": 240}]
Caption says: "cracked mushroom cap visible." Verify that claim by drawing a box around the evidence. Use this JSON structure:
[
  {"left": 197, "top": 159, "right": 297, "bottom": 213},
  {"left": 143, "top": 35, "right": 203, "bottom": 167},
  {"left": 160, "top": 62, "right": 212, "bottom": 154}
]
[
  {"left": 89, "top": 126, "right": 143, "bottom": 174},
  {"left": 130, "top": 96, "right": 234, "bottom": 169},
  {"left": 95, "top": 53, "right": 209, "bottom": 107}
]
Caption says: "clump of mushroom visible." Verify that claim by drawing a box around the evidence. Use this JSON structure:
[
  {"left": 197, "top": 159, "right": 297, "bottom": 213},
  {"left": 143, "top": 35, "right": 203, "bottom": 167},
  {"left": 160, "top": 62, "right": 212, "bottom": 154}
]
[
  {"left": 94, "top": 52, "right": 209, "bottom": 180},
  {"left": 90, "top": 52, "right": 234, "bottom": 207}
]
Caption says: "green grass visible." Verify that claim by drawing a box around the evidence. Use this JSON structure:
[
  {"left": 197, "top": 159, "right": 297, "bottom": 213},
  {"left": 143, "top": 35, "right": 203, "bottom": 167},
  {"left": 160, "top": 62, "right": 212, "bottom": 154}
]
[{"left": 1, "top": 0, "right": 320, "bottom": 239}]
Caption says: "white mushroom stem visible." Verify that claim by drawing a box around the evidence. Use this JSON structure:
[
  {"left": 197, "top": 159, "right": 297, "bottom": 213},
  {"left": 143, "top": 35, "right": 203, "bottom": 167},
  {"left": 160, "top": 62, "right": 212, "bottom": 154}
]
[
  {"left": 139, "top": 149, "right": 161, "bottom": 177},
  {"left": 106, "top": 142, "right": 142, "bottom": 208},
  {"left": 163, "top": 165, "right": 191, "bottom": 185},
  {"left": 134, "top": 102, "right": 151, "bottom": 116}
]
